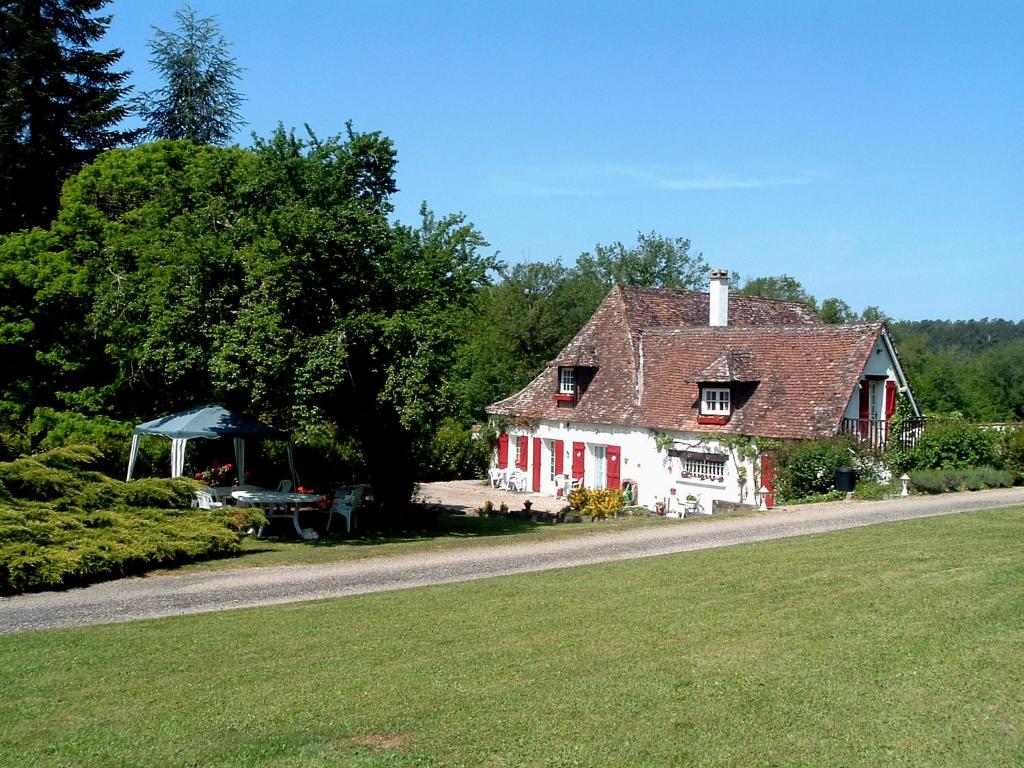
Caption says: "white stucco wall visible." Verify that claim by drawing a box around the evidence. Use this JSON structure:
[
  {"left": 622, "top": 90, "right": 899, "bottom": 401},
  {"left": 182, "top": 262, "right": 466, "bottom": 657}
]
[{"left": 499, "top": 420, "right": 760, "bottom": 514}]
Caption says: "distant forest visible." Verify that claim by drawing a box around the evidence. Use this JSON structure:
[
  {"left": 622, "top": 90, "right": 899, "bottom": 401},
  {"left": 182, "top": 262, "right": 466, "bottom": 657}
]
[{"left": 889, "top": 319, "right": 1024, "bottom": 422}]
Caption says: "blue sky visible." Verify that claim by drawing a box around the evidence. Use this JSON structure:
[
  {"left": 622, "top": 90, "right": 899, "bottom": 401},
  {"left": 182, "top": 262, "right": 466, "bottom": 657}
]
[{"left": 103, "top": 1, "right": 1022, "bottom": 320}]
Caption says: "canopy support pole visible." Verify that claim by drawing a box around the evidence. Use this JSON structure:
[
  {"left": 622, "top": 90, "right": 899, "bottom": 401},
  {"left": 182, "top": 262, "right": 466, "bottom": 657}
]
[
  {"left": 126, "top": 434, "right": 141, "bottom": 482},
  {"left": 287, "top": 444, "right": 299, "bottom": 487},
  {"left": 234, "top": 437, "right": 245, "bottom": 486}
]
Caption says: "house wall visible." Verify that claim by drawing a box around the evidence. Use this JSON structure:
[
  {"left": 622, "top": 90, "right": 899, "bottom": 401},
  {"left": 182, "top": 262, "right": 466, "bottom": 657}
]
[
  {"left": 841, "top": 336, "right": 900, "bottom": 421},
  {"left": 499, "top": 420, "right": 759, "bottom": 515}
]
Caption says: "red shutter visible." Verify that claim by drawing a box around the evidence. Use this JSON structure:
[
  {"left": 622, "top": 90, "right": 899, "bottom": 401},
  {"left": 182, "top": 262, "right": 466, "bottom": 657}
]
[
  {"left": 517, "top": 436, "right": 528, "bottom": 470},
  {"left": 571, "top": 441, "right": 585, "bottom": 482},
  {"left": 606, "top": 445, "right": 621, "bottom": 489},
  {"left": 760, "top": 454, "right": 776, "bottom": 509},
  {"left": 532, "top": 437, "right": 542, "bottom": 492},
  {"left": 858, "top": 384, "right": 870, "bottom": 437},
  {"left": 554, "top": 440, "right": 564, "bottom": 477},
  {"left": 497, "top": 433, "right": 508, "bottom": 469},
  {"left": 885, "top": 380, "right": 897, "bottom": 418}
]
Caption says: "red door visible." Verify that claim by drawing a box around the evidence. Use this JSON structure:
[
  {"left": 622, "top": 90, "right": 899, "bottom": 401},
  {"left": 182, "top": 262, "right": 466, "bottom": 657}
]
[
  {"left": 760, "top": 454, "right": 776, "bottom": 509},
  {"left": 517, "top": 436, "right": 528, "bottom": 470},
  {"left": 606, "top": 445, "right": 621, "bottom": 489},
  {"left": 497, "top": 433, "right": 508, "bottom": 468},
  {"left": 571, "top": 442, "right": 585, "bottom": 483},
  {"left": 532, "top": 437, "right": 542, "bottom": 492},
  {"left": 554, "top": 440, "right": 564, "bottom": 477},
  {"left": 858, "top": 384, "right": 870, "bottom": 438},
  {"left": 885, "top": 380, "right": 897, "bottom": 418}
]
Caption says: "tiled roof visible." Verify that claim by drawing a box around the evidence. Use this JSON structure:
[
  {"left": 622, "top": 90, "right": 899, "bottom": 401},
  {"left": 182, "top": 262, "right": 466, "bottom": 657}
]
[
  {"left": 488, "top": 285, "right": 883, "bottom": 440},
  {"left": 688, "top": 349, "right": 757, "bottom": 382},
  {"left": 639, "top": 324, "right": 882, "bottom": 440}
]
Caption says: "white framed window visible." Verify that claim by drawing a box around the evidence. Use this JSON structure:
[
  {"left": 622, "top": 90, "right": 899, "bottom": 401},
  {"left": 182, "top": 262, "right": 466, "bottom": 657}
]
[
  {"left": 559, "top": 367, "right": 575, "bottom": 395},
  {"left": 701, "top": 387, "right": 731, "bottom": 415},
  {"left": 515, "top": 438, "right": 525, "bottom": 466},
  {"left": 683, "top": 456, "right": 726, "bottom": 478},
  {"left": 547, "top": 440, "right": 556, "bottom": 482}
]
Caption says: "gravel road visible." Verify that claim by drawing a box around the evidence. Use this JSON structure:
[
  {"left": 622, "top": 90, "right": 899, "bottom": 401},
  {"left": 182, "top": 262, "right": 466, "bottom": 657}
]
[{"left": 2, "top": 488, "right": 1022, "bottom": 635}]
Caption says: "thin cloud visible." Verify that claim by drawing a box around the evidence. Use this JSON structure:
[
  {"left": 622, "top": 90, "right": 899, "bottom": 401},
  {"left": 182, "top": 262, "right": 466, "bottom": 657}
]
[
  {"left": 656, "top": 174, "right": 815, "bottom": 191},
  {"left": 495, "top": 166, "right": 815, "bottom": 196}
]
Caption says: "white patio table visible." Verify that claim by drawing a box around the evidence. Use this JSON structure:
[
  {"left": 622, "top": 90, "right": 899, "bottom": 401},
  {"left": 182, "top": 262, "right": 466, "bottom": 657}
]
[{"left": 231, "top": 489, "right": 321, "bottom": 540}]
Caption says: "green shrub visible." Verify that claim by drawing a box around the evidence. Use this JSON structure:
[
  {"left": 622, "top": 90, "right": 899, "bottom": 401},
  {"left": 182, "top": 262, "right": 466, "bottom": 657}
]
[
  {"left": 910, "top": 469, "right": 953, "bottom": 494},
  {"left": 0, "top": 502, "right": 242, "bottom": 593},
  {"left": 852, "top": 482, "right": 891, "bottom": 501},
  {"left": 0, "top": 458, "right": 83, "bottom": 501},
  {"left": 1001, "top": 425, "right": 1024, "bottom": 476},
  {"left": 0, "top": 452, "right": 248, "bottom": 593},
  {"left": 0, "top": 430, "right": 29, "bottom": 462},
  {"left": 775, "top": 438, "right": 859, "bottom": 501},
  {"left": 421, "top": 420, "right": 490, "bottom": 482},
  {"left": 118, "top": 477, "right": 200, "bottom": 509},
  {"left": 28, "top": 409, "right": 167, "bottom": 478},
  {"left": 567, "top": 487, "right": 626, "bottom": 519},
  {"left": 32, "top": 445, "right": 103, "bottom": 471},
  {"left": 911, "top": 466, "right": 1013, "bottom": 494},
  {"left": 779, "top": 490, "right": 845, "bottom": 505},
  {"left": 908, "top": 420, "right": 998, "bottom": 470},
  {"left": 974, "top": 467, "right": 1013, "bottom": 489}
]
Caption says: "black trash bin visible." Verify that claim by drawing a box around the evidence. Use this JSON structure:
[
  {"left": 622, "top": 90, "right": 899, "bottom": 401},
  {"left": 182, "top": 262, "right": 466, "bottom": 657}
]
[{"left": 834, "top": 466, "right": 857, "bottom": 493}]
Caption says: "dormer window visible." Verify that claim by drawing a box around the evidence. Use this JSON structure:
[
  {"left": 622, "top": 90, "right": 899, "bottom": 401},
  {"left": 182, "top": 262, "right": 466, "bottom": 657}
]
[
  {"left": 559, "top": 367, "right": 576, "bottom": 395},
  {"left": 701, "top": 387, "right": 731, "bottom": 416}
]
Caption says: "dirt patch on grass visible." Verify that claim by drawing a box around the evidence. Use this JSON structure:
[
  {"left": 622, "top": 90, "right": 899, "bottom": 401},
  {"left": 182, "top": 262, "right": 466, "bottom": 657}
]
[{"left": 350, "top": 731, "right": 414, "bottom": 750}]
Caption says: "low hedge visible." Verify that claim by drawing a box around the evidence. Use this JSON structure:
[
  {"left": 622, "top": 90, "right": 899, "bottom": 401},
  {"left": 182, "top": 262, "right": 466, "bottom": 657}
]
[
  {"left": 0, "top": 445, "right": 260, "bottom": 593},
  {"left": 0, "top": 502, "right": 244, "bottom": 593},
  {"left": 910, "top": 467, "right": 1014, "bottom": 495}
]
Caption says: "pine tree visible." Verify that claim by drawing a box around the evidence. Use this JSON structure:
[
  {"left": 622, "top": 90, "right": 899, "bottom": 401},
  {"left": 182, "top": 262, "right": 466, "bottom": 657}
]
[
  {"left": 0, "top": 0, "right": 134, "bottom": 233},
  {"left": 136, "top": 6, "right": 244, "bottom": 144}
]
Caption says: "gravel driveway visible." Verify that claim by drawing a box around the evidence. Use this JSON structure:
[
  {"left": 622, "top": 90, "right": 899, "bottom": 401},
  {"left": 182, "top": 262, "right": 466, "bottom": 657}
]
[{"left": 2, "top": 487, "right": 1022, "bottom": 635}]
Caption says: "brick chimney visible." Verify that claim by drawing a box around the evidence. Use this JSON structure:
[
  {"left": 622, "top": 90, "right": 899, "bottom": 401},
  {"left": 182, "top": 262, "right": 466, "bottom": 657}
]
[{"left": 709, "top": 268, "right": 729, "bottom": 327}]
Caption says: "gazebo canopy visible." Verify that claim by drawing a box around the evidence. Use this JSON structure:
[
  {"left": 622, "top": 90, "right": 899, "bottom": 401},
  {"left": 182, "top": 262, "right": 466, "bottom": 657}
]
[
  {"left": 126, "top": 404, "right": 294, "bottom": 483},
  {"left": 134, "top": 404, "right": 287, "bottom": 440}
]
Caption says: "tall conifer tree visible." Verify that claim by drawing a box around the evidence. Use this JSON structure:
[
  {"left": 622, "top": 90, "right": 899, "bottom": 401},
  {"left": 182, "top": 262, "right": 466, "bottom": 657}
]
[
  {"left": 135, "top": 6, "right": 244, "bottom": 144},
  {"left": 0, "top": 0, "right": 134, "bottom": 233}
]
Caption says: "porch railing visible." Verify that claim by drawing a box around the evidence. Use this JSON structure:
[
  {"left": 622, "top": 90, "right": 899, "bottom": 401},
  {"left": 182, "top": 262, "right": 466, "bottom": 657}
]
[{"left": 838, "top": 417, "right": 926, "bottom": 453}]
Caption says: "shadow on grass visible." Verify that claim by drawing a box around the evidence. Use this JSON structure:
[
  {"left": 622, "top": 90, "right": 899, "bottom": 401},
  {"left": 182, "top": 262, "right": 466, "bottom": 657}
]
[{"left": 253, "top": 510, "right": 545, "bottom": 549}]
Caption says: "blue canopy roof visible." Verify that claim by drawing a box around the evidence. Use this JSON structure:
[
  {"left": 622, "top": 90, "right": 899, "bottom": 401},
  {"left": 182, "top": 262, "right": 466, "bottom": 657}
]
[{"left": 133, "top": 404, "right": 288, "bottom": 440}]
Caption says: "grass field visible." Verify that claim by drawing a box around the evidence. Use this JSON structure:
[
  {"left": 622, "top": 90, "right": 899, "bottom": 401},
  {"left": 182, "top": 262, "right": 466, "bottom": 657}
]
[{"left": 1, "top": 508, "right": 1021, "bottom": 767}]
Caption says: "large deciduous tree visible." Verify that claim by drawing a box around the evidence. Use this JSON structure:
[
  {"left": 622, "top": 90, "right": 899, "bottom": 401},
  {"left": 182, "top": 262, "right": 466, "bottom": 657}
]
[
  {"left": 736, "top": 274, "right": 817, "bottom": 308},
  {"left": 135, "top": 5, "right": 244, "bottom": 144},
  {"left": 0, "top": 127, "right": 495, "bottom": 515},
  {"left": 0, "top": 0, "right": 134, "bottom": 233},
  {"left": 576, "top": 231, "right": 708, "bottom": 291}
]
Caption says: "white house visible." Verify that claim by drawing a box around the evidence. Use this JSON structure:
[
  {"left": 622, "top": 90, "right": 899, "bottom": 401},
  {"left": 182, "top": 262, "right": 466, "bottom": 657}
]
[{"left": 487, "top": 270, "right": 920, "bottom": 513}]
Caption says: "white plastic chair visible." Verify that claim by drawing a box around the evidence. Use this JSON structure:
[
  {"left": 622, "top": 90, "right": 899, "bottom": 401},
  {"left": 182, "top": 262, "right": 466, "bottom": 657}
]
[
  {"left": 488, "top": 468, "right": 505, "bottom": 489},
  {"left": 554, "top": 474, "right": 567, "bottom": 497},
  {"left": 327, "top": 486, "right": 365, "bottom": 533},
  {"left": 194, "top": 490, "right": 223, "bottom": 510},
  {"left": 276, "top": 479, "right": 293, "bottom": 493},
  {"left": 508, "top": 470, "right": 528, "bottom": 492},
  {"left": 568, "top": 477, "right": 583, "bottom": 492}
]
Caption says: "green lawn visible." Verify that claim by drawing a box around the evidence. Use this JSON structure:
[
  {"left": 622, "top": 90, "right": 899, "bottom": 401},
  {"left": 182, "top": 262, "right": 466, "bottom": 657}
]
[
  {"left": 167, "top": 512, "right": 670, "bottom": 572},
  {"left": 1, "top": 508, "right": 1022, "bottom": 767}
]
